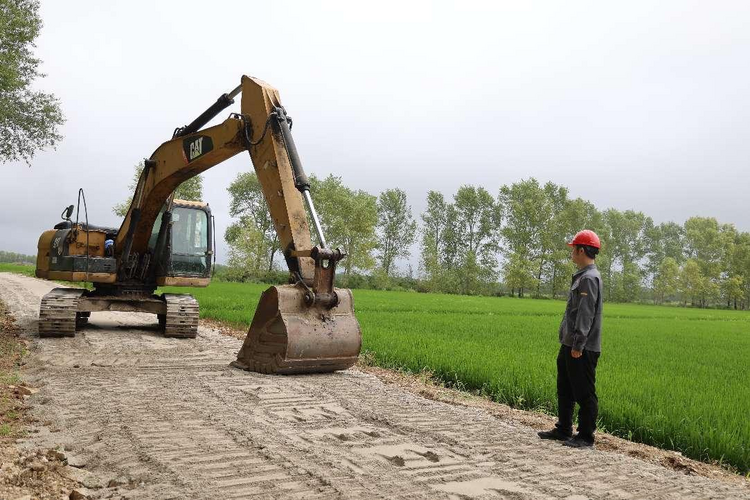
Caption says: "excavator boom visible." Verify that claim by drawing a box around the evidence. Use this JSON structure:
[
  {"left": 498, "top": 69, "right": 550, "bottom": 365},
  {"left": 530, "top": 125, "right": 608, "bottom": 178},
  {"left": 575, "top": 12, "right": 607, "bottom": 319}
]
[{"left": 115, "top": 76, "right": 317, "bottom": 283}]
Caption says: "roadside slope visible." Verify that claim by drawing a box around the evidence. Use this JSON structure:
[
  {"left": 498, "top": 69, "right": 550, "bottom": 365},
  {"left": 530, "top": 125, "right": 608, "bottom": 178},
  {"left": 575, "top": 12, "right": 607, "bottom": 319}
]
[{"left": 1, "top": 272, "right": 748, "bottom": 500}]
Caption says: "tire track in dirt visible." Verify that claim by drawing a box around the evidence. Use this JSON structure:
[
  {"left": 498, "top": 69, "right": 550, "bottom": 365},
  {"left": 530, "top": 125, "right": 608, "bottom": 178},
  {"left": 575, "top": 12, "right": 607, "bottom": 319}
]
[{"left": 1, "top": 272, "right": 748, "bottom": 500}]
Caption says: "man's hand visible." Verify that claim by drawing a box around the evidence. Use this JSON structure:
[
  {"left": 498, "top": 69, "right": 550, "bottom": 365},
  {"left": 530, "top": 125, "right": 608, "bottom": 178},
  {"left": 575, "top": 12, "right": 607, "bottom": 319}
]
[{"left": 571, "top": 349, "right": 583, "bottom": 358}]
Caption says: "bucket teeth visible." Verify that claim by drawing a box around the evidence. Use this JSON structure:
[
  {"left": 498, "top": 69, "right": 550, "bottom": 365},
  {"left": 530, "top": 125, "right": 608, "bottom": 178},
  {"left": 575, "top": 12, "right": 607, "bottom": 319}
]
[{"left": 233, "top": 285, "right": 361, "bottom": 375}]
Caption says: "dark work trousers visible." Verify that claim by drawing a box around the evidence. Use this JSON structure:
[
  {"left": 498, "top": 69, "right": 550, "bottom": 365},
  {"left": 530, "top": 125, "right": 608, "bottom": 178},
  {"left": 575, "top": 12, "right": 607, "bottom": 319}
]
[{"left": 555, "top": 345, "right": 600, "bottom": 442}]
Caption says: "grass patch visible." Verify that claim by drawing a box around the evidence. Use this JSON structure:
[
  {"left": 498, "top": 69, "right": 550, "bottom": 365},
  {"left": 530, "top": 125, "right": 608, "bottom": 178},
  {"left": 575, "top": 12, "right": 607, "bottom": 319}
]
[
  {"left": 162, "top": 281, "right": 750, "bottom": 473},
  {"left": 0, "top": 263, "right": 34, "bottom": 277},
  {"left": 0, "top": 372, "right": 21, "bottom": 386}
]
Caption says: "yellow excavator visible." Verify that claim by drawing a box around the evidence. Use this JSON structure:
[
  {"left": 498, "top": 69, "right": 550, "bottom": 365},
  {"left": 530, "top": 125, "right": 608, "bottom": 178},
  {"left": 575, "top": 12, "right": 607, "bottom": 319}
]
[{"left": 34, "top": 75, "right": 361, "bottom": 374}]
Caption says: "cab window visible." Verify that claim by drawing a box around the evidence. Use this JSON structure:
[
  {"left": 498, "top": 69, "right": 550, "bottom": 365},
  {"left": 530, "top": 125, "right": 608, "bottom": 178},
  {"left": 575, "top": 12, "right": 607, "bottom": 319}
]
[{"left": 170, "top": 207, "right": 209, "bottom": 274}]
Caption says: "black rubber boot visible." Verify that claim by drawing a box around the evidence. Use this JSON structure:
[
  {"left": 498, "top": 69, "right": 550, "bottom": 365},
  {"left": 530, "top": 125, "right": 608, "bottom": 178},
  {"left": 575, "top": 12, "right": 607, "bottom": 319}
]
[
  {"left": 537, "top": 428, "right": 572, "bottom": 441},
  {"left": 563, "top": 434, "right": 595, "bottom": 449}
]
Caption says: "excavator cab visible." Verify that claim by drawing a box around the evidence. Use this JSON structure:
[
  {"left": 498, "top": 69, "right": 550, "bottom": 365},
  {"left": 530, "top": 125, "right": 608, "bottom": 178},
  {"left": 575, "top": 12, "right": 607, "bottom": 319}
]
[
  {"left": 170, "top": 203, "right": 211, "bottom": 275},
  {"left": 149, "top": 200, "right": 213, "bottom": 286}
]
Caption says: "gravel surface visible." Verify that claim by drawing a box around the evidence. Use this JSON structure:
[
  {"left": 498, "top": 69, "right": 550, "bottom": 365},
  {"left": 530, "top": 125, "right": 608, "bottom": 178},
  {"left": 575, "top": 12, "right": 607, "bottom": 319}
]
[{"left": 1, "top": 272, "right": 748, "bottom": 500}]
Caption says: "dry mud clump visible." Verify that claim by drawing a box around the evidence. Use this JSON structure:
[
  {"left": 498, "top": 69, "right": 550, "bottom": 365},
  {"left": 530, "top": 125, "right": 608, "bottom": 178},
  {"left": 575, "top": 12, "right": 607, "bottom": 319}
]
[
  {"left": 0, "top": 446, "right": 89, "bottom": 500},
  {"left": 0, "top": 303, "right": 91, "bottom": 500}
]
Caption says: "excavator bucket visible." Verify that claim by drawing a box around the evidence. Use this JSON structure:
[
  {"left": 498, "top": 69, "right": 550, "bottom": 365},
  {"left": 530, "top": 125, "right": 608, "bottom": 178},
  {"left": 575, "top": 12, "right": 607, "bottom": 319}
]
[
  {"left": 229, "top": 77, "right": 364, "bottom": 374},
  {"left": 232, "top": 284, "right": 361, "bottom": 374}
]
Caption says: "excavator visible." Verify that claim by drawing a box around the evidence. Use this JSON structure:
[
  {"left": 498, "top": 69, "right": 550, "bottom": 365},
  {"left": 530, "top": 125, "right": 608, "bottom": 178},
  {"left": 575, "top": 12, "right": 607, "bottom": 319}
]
[{"left": 34, "top": 75, "right": 361, "bottom": 374}]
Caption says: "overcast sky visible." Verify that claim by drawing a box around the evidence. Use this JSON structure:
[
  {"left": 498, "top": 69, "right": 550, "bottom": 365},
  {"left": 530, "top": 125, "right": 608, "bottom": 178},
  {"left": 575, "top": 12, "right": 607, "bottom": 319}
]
[{"left": 3, "top": 1, "right": 749, "bottom": 267}]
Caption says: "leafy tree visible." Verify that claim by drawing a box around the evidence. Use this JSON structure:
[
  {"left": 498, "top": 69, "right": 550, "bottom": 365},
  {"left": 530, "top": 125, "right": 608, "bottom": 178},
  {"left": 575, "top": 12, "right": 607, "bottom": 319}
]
[
  {"left": 536, "top": 182, "right": 570, "bottom": 296},
  {"left": 500, "top": 179, "right": 580, "bottom": 297},
  {"left": 113, "top": 163, "right": 203, "bottom": 217},
  {"left": 498, "top": 180, "right": 541, "bottom": 297},
  {"left": 657, "top": 222, "right": 686, "bottom": 263},
  {"left": 419, "top": 191, "right": 449, "bottom": 290},
  {"left": 612, "top": 262, "right": 642, "bottom": 303},
  {"left": 502, "top": 253, "right": 538, "bottom": 297},
  {"left": 225, "top": 223, "right": 272, "bottom": 281},
  {"left": 450, "top": 185, "right": 501, "bottom": 295},
  {"left": 173, "top": 175, "right": 202, "bottom": 202},
  {"left": 644, "top": 222, "right": 685, "bottom": 288},
  {"left": 683, "top": 217, "right": 731, "bottom": 306},
  {"left": 453, "top": 186, "right": 499, "bottom": 256},
  {"left": 653, "top": 257, "right": 679, "bottom": 304},
  {"left": 441, "top": 204, "right": 462, "bottom": 272},
  {"left": 1, "top": 0, "right": 64, "bottom": 164},
  {"left": 718, "top": 228, "right": 750, "bottom": 309},
  {"left": 310, "top": 175, "right": 377, "bottom": 282},
  {"left": 418, "top": 186, "right": 499, "bottom": 295},
  {"left": 225, "top": 171, "right": 277, "bottom": 272},
  {"left": 729, "top": 232, "right": 750, "bottom": 309},
  {"left": 498, "top": 179, "right": 572, "bottom": 297},
  {"left": 602, "top": 209, "right": 652, "bottom": 301},
  {"left": 721, "top": 275, "right": 744, "bottom": 310},
  {"left": 680, "top": 259, "right": 705, "bottom": 307},
  {"left": 684, "top": 217, "right": 723, "bottom": 275},
  {"left": 375, "top": 188, "right": 416, "bottom": 277}
]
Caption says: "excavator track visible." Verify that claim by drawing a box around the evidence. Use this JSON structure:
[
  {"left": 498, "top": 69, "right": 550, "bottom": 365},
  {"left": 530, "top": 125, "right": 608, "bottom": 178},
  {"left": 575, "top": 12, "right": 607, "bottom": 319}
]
[
  {"left": 38, "top": 288, "right": 86, "bottom": 337},
  {"left": 162, "top": 294, "right": 199, "bottom": 338}
]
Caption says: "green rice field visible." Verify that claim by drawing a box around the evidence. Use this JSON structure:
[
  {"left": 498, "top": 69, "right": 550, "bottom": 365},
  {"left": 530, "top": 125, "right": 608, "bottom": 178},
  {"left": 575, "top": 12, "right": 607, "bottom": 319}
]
[{"left": 1, "top": 265, "right": 748, "bottom": 473}]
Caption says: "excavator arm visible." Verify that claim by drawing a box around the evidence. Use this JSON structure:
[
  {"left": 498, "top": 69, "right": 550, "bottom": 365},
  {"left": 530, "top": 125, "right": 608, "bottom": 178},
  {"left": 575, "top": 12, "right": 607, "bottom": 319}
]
[{"left": 115, "top": 76, "right": 319, "bottom": 284}]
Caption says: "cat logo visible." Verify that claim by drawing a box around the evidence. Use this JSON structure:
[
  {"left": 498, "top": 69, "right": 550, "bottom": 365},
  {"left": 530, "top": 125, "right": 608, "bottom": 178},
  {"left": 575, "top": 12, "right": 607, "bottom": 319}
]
[
  {"left": 189, "top": 137, "right": 204, "bottom": 160},
  {"left": 182, "top": 135, "right": 214, "bottom": 164}
]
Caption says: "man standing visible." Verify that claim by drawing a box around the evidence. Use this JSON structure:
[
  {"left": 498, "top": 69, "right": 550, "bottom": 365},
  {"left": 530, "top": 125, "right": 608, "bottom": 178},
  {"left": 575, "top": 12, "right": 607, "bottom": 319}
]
[{"left": 538, "top": 230, "right": 603, "bottom": 448}]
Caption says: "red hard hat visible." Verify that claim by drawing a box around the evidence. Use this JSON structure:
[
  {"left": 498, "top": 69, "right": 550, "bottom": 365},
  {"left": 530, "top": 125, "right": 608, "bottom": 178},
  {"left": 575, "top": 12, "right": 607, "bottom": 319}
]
[{"left": 567, "top": 229, "right": 601, "bottom": 249}]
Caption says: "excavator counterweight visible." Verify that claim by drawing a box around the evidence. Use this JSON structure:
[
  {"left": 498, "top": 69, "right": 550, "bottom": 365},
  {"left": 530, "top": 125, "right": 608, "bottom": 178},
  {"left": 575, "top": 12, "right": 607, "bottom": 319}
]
[{"left": 34, "top": 75, "right": 362, "bottom": 374}]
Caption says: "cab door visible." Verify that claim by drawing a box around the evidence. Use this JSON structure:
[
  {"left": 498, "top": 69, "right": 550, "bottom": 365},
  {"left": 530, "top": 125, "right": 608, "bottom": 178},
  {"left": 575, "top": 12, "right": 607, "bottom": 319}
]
[{"left": 168, "top": 206, "right": 212, "bottom": 278}]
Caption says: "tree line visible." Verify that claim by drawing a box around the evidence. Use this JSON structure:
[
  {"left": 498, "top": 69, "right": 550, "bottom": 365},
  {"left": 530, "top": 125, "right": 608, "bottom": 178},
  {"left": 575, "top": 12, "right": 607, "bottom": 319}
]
[
  {"left": 0, "top": 251, "right": 35, "bottom": 264},
  {"left": 224, "top": 174, "right": 750, "bottom": 309},
  {"left": 106, "top": 169, "right": 748, "bottom": 309}
]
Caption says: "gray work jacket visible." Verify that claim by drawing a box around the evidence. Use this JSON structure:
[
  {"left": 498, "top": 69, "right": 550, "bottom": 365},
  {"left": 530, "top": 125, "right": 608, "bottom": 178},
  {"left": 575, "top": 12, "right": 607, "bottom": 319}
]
[{"left": 559, "top": 264, "right": 603, "bottom": 352}]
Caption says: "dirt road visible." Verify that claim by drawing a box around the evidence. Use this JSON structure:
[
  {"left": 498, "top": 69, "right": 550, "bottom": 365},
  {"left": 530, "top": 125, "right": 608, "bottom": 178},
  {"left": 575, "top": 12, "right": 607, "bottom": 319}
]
[{"left": 1, "top": 272, "right": 748, "bottom": 500}]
